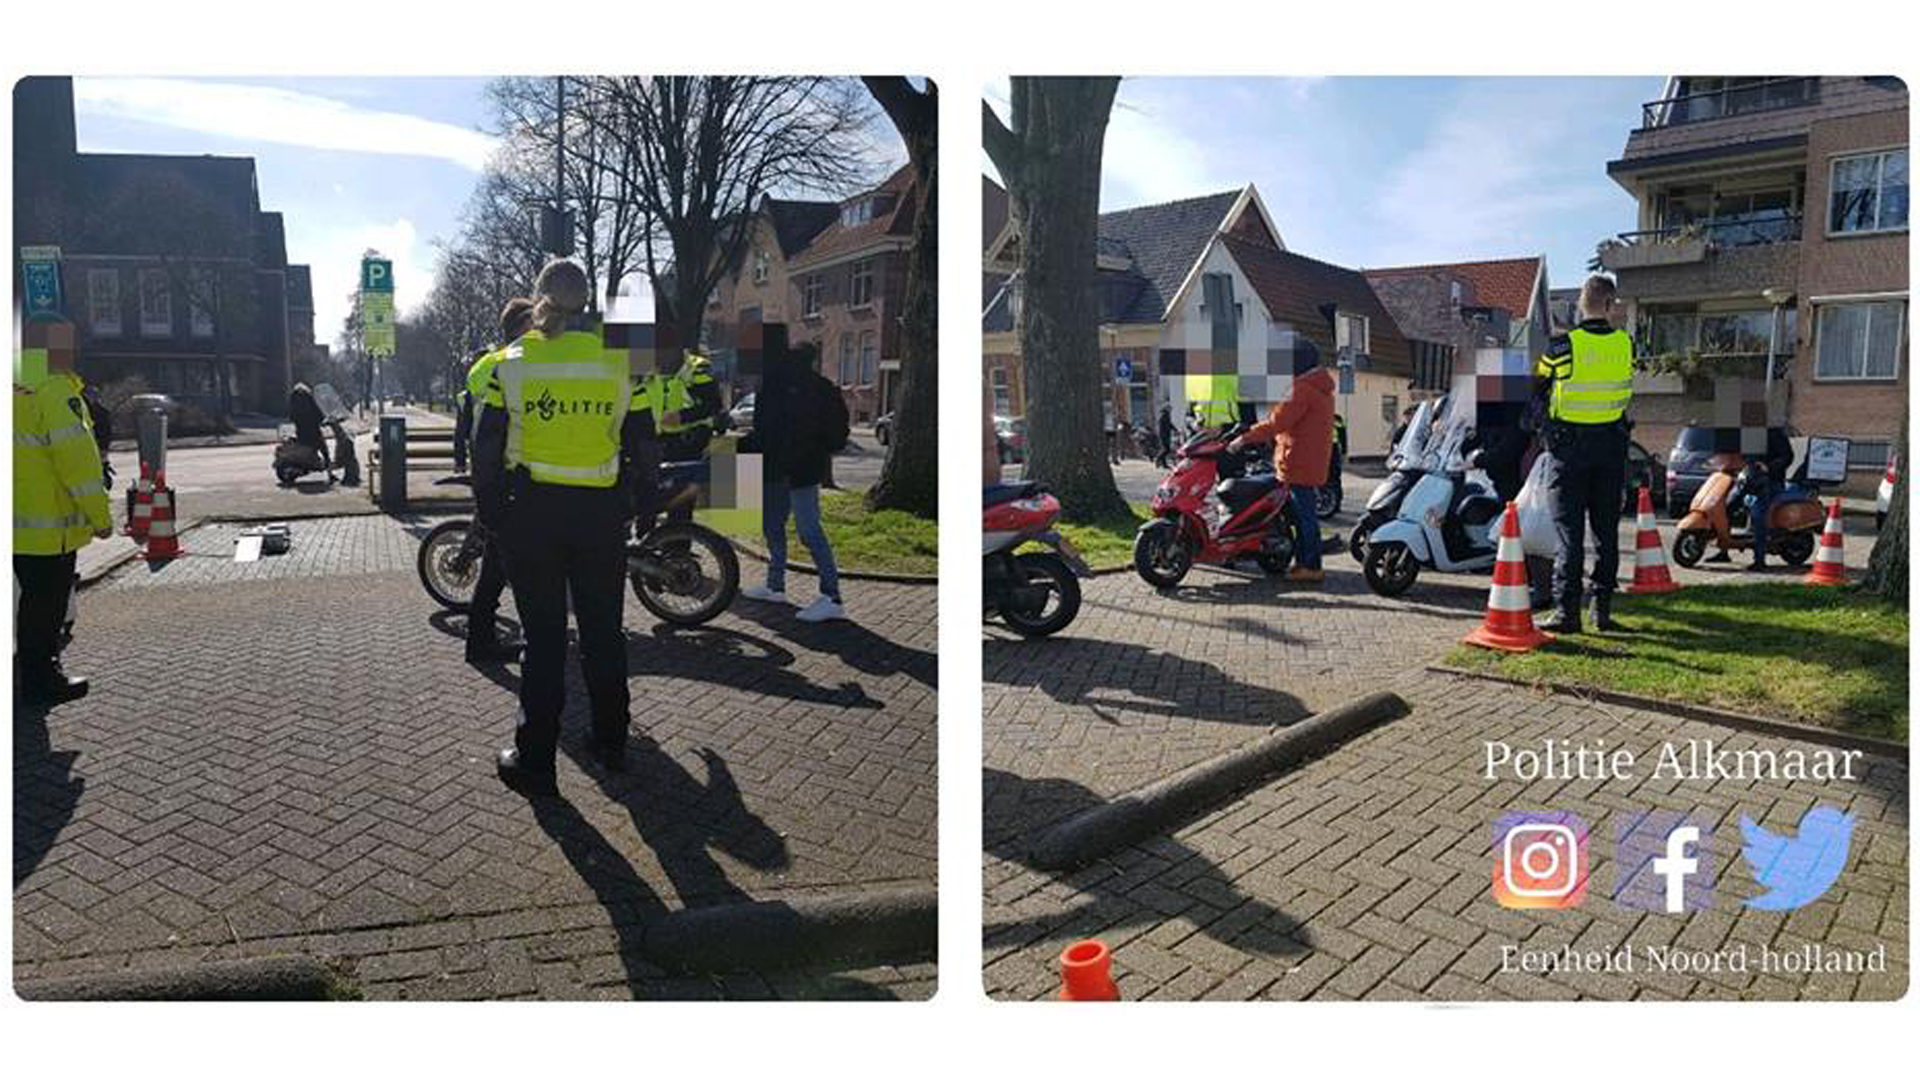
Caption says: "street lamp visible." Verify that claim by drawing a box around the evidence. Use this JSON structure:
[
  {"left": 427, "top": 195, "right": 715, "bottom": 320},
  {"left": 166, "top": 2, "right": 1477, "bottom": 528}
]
[{"left": 1762, "top": 286, "right": 1795, "bottom": 398}]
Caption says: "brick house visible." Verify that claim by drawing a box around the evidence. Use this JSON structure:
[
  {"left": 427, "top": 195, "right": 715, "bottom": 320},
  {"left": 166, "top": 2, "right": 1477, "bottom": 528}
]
[
  {"left": 784, "top": 165, "right": 919, "bottom": 424},
  {"left": 1597, "top": 76, "right": 1908, "bottom": 488},
  {"left": 983, "top": 182, "right": 1417, "bottom": 455},
  {"left": 703, "top": 193, "right": 838, "bottom": 393},
  {"left": 11, "top": 76, "right": 315, "bottom": 420}
]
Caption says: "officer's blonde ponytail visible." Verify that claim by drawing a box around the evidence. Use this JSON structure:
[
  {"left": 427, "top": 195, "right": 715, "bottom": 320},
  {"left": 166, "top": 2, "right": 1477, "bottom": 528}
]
[{"left": 529, "top": 259, "right": 590, "bottom": 337}]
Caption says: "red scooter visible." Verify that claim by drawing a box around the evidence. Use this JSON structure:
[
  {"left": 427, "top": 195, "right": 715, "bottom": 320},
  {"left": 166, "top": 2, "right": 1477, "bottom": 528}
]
[
  {"left": 1133, "top": 423, "right": 1298, "bottom": 587},
  {"left": 984, "top": 481, "right": 1090, "bottom": 637}
]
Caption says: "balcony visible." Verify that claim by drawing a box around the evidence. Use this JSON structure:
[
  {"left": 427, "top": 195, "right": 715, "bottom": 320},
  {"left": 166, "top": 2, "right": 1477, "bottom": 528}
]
[
  {"left": 1640, "top": 77, "right": 1819, "bottom": 130},
  {"left": 1599, "top": 212, "right": 1801, "bottom": 273}
]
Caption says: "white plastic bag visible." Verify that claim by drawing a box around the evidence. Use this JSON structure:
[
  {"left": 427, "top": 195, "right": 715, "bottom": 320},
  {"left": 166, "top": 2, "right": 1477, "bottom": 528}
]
[{"left": 1514, "top": 453, "right": 1556, "bottom": 558}]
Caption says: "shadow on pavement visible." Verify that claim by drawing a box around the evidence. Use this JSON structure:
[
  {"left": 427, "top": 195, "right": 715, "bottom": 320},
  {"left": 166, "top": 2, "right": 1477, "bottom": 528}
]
[
  {"left": 634, "top": 624, "right": 882, "bottom": 710},
  {"left": 982, "top": 635, "right": 1309, "bottom": 727},
  {"left": 726, "top": 600, "right": 936, "bottom": 689},
  {"left": 982, "top": 769, "right": 1312, "bottom": 958},
  {"left": 12, "top": 705, "right": 84, "bottom": 889}
]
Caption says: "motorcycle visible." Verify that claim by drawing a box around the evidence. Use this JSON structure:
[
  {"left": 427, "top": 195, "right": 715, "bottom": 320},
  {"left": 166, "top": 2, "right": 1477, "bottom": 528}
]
[
  {"left": 1361, "top": 422, "right": 1505, "bottom": 597},
  {"left": 1133, "top": 423, "right": 1298, "bottom": 588},
  {"left": 984, "top": 481, "right": 1090, "bottom": 637},
  {"left": 1349, "top": 398, "right": 1445, "bottom": 562},
  {"left": 1669, "top": 454, "right": 1823, "bottom": 568},
  {"left": 416, "top": 460, "right": 740, "bottom": 626},
  {"left": 273, "top": 417, "right": 359, "bottom": 487}
]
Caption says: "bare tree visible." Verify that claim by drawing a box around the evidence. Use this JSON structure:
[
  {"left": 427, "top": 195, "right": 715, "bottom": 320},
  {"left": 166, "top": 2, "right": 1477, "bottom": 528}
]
[
  {"left": 578, "top": 76, "right": 878, "bottom": 348},
  {"left": 983, "top": 78, "right": 1129, "bottom": 520},
  {"left": 861, "top": 77, "right": 938, "bottom": 518}
]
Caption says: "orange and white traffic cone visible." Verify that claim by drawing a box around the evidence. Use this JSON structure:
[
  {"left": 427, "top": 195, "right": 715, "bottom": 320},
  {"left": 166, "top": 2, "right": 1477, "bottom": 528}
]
[
  {"left": 1464, "top": 502, "right": 1554, "bottom": 652},
  {"left": 142, "top": 475, "right": 182, "bottom": 562},
  {"left": 1803, "top": 498, "right": 1847, "bottom": 586},
  {"left": 126, "top": 461, "right": 154, "bottom": 541},
  {"left": 1626, "top": 485, "right": 1682, "bottom": 594},
  {"left": 1059, "top": 939, "right": 1119, "bottom": 1001}
]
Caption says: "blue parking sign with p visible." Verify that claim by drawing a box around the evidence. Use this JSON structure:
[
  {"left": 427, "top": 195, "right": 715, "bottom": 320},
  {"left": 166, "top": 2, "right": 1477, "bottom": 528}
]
[
  {"left": 22, "top": 246, "right": 63, "bottom": 318},
  {"left": 361, "top": 258, "right": 394, "bottom": 293}
]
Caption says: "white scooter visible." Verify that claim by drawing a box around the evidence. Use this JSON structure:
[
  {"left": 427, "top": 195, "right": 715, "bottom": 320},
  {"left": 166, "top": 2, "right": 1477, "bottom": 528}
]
[{"left": 1361, "top": 421, "right": 1504, "bottom": 597}]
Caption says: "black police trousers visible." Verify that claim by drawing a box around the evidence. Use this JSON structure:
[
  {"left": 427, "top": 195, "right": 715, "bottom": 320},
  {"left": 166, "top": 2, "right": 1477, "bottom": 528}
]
[
  {"left": 469, "top": 534, "right": 509, "bottom": 644},
  {"left": 13, "top": 552, "right": 77, "bottom": 675},
  {"left": 1544, "top": 421, "right": 1628, "bottom": 612},
  {"left": 501, "top": 481, "right": 631, "bottom": 775}
]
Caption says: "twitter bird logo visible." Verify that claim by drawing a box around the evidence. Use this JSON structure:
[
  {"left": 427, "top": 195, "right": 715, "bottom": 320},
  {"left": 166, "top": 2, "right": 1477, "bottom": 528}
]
[{"left": 1739, "top": 805, "right": 1855, "bottom": 911}]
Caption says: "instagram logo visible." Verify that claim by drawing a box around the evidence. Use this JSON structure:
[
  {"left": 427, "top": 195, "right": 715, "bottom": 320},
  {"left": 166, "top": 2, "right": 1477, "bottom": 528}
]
[{"left": 1492, "top": 812, "right": 1589, "bottom": 909}]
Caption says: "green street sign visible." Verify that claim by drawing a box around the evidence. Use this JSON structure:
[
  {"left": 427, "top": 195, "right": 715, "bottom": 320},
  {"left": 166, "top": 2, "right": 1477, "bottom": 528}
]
[
  {"left": 360, "top": 258, "right": 394, "bottom": 293},
  {"left": 362, "top": 292, "right": 396, "bottom": 357}
]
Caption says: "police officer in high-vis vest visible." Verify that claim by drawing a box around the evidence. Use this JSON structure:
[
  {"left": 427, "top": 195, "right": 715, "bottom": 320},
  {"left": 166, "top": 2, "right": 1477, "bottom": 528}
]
[
  {"left": 472, "top": 260, "right": 636, "bottom": 797},
  {"left": 1535, "top": 274, "right": 1635, "bottom": 633},
  {"left": 631, "top": 347, "right": 723, "bottom": 525},
  {"left": 460, "top": 297, "right": 534, "bottom": 667},
  {"left": 14, "top": 317, "right": 113, "bottom": 706}
]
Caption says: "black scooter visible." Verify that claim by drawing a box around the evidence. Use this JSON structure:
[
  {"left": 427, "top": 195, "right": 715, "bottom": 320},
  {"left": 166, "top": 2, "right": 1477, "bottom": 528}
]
[{"left": 273, "top": 418, "right": 360, "bottom": 487}]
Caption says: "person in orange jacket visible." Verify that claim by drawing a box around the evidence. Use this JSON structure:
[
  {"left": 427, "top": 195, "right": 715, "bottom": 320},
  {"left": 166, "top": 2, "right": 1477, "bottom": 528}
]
[{"left": 1230, "top": 347, "right": 1336, "bottom": 584}]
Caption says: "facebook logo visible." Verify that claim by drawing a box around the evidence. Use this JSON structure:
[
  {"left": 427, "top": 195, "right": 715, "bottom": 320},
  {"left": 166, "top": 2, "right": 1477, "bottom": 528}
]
[{"left": 1613, "top": 811, "right": 1713, "bottom": 913}]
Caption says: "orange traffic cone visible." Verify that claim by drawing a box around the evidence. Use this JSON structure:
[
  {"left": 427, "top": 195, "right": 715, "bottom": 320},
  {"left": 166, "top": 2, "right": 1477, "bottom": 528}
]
[
  {"left": 1626, "top": 485, "right": 1682, "bottom": 594},
  {"left": 1803, "top": 498, "right": 1847, "bottom": 586},
  {"left": 1464, "top": 503, "right": 1554, "bottom": 652},
  {"left": 1059, "top": 939, "right": 1119, "bottom": 1001},
  {"left": 126, "top": 461, "right": 154, "bottom": 541},
  {"left": 142, "top": 475, "right": 182, "bottom": 562}
]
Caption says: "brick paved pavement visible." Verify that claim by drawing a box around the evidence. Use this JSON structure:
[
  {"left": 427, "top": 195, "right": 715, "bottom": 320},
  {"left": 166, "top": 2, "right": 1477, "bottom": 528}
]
[
  {"left": 16, "top": 516, "right": 936, "bottom": 1000},
  {"left": 984, "top": 564, "right": 1907, "bottom": 1001}
]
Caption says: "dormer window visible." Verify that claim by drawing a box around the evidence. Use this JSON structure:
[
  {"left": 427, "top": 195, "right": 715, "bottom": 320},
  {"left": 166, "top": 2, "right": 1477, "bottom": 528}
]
[
  {"left": 841, "top": 198, "right": 875, "bottom": 226},
  {"left": 752, "top": 249, "right": 770, "bottom": 285}
]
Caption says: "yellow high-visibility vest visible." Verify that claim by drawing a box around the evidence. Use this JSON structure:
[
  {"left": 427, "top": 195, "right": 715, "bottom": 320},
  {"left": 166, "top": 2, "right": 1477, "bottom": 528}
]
[
  {"left": 466, "top": 347, "right": 504, "bottom": 426},
  {"left": 632, "top": 352, "right": 716, "bottom": 435},
  {"left": 1188, "top": 372, "right": 1240, "bottom": 426},
  {"left": 1537, "top": 327, "right": 1634, "bottom": 424},
  {"left": 487, "top": 330, "right": 630, "bottom": 488},
  {"left": 14, "top": 364, "right": 112, "bottom": 554}
]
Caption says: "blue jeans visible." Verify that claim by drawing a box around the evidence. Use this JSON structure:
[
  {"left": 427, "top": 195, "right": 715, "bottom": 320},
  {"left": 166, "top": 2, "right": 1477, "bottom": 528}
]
[
  {"left": 764, "top": 481, "right": 840, "bottom": 601},
  {"left": 1747, "top": 488, "right": 1776, "bottom": 561},
  {"left": 1289, "top": 483, "right": 1322, "bottom": 570}
]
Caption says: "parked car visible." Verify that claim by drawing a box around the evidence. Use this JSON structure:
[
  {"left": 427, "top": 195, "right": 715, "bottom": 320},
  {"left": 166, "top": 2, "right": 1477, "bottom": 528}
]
[
  {"left": 1877, "top": 451, "right": 1899, "bottom": 530},
  {"left": 995, "top": 415, "right": 1027, "bottom": 464},
  {"left": 1622, "top": 439, "right": 1668, "bottom": 515},
  {"left": 728, "top": 393, "right": 755, "bottom": 431},
  {"left": 1664, "top": 423, "right": 1798, "bottom": 518},
  {"left": 875, "top": 412, "right": 895, "bottom": 446}
]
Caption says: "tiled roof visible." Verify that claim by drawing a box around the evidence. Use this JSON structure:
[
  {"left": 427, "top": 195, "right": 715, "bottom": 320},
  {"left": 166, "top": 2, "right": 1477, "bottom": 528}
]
[
  {"left": 1097, "top": 190, "right": 1242, "bottom": 324},
  {"left": 790, "top": 164, "right": 916, "bottom": 268},
  {"left": 764, "top": 198, "right": 839, "bottom": 258},
  {"left": 1361, "top": 256, "right": 1542, "bottom": 322},
  {"left": 1223, "top": 235, "right": 1413, "bottom": 376}
]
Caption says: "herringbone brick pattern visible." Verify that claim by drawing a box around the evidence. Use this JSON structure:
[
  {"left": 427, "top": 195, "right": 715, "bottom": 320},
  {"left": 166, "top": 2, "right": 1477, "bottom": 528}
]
[
  {"left": 984, "top": 568, "right": 1907, "bottom": 1001},
  {"left": 17, "top": 516, "right": 936, "bottom": 1000}
]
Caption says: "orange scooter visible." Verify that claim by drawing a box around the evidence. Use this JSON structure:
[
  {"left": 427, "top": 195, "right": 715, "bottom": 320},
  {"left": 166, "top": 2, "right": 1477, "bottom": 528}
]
[{"left": 1669, "top": 453, "right": 1824, "bottom": 568}]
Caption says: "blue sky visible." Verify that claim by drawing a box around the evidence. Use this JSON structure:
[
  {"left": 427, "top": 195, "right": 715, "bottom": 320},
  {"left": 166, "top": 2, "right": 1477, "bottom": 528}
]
[
  {"left": 985, "top": 76, "right": 1669, "bottom": 289},
  {"left": 72, "top": 76, "right": 904, "bottom": 344}
]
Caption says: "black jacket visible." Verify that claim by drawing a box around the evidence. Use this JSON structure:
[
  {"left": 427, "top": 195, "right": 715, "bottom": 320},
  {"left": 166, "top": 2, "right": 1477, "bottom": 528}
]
[
  {"left": 742, "top": 368, "right": 849, "bottom": 488},
  {"left": 289, "top": 390, "right": 325, "bottom": 447}
]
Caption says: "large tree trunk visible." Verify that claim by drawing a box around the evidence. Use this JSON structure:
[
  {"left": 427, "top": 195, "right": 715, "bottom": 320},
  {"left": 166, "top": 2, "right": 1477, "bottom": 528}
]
[
  {"left": 983, "top": 78, "right": 1127, "bottom": 521},
  {"left": 863, "top": 77, "right": 938, "bottom": 518},
  {"left": 1863, "top": 413, "right": 1907, "bottom": 603}
]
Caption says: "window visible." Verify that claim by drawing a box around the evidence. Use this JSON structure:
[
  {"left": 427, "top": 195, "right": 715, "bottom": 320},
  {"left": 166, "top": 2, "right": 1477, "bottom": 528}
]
[
  {"left": 840, "top": 198, "right": 874, "bottom": 226},
  {"left": 991, "top": 368, "right": 1012, "bottom": 416},
  {"left": 1202, "top": 273, "right": 1239, "bottom": 352},
  {"left": 849, "top": 258, "right": 875, "bottom": 308},
  {"left": 1337, "top": 312, "right": 1370, "bottom": 356},
  {"left": 1380, "top": 394, "right": 1399, "bottom": 427},
  {"left": 190, "top": 297, "right": 214, "bottom": 338},
  {"left": 1814, "top": 299, "right": 1905, "bottom": 381},
  {"left": 838, "top": 333, "right": 856, "bottom": 385},
  {"left": 88, "top": 269, "right": 122, "bottom": 335},
  {"left": 1849, "top": 440, "right": 1892, "bottom": 471},
  {"left": 1644, "top": 308, "right": 1794, "bottom": 358},
  {"left": 138, "top": 269, "right": 172, "bottom": 335},
  {"left": 859, "top": 330, "right": 876, "bottom": 385},
  {"left": 802, "top": 274, "right": 823, "bottom": 317},
  {"left": 752, "top": 249, "right": 769, "bottom": 285},
  {"left": 1829, "top": 148, "right": 1909, "bottom": 234}
]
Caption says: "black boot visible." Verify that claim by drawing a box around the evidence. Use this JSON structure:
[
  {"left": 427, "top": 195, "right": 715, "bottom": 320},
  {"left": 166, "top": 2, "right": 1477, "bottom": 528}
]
[
  {"left": 589, "top": 738, "right": 627, "bottom": 774},
  {"left": 18, "top": 663, "right": 89, "bottom": 706},
  {"left": 495, "top": 748, "right": 558, "bottom": 798},
  {"left": 1539, "top": 608, "right": 1582, "bottom": 635},
  {"left": 1590, "top": 592, "right": 1618, "bottom": 632}
]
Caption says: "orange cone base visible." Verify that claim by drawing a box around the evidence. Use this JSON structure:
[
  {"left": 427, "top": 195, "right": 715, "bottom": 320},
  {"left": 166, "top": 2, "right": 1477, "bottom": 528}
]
[
  {"left": 1464, "top": 623, "right": 1555, "bottom": 652},
  {"left": 1626, "top": 578, "right": 1681, "bottom": 595},
  {"left": 1803, "top": 569, "right": 1847, "bottom": 586}
]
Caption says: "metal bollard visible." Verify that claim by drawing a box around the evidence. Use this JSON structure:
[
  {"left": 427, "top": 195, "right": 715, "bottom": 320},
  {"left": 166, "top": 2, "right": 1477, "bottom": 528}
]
[{"left": 378, "top": 415, "right": 407, "bottom": 511}]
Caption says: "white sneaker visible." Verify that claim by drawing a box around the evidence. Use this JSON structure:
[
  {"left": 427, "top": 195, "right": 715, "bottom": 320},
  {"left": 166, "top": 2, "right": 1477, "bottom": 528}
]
[
  {"left": 741, "top": 584, "right": 789, "bottom": 604},
  {"left": 795, "top": 596, "right": 847, "bottom": 623}
]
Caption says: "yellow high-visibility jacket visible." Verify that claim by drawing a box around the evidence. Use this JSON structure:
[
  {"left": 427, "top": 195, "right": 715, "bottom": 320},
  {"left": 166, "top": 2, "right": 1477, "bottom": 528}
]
[
  {"left": 485, "top": 330, "right": 630, "bottom": 488},
  {"left": 14, "top": 365, "right": 112, "bottom": 554},
  {"left": 1536, "top": 323, "right": 1634, "bottom": 425}
]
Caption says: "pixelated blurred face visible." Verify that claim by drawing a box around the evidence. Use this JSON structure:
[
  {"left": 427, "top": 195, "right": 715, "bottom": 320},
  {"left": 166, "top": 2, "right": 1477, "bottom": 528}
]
[
  {"left": 1473, "top": 348, "right": 1532, "bottom": 406},
  {"left": 1158, "top": 319, "right": 1303, "bottom": 421},
  {"left": 1700, "top": 375, "right": 1788, "bottom": 456}
]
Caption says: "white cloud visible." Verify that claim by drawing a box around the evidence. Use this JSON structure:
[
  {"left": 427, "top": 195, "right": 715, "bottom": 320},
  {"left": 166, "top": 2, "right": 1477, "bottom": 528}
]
[
  {"left": 294, "top": 218, "right": 434, "bottom": 347},
  {"left": 1101, "top": 87, "right": 1235, "bottom": 209},
  {"left": 1368, "top": 80, "right": 1622, "bottom": 266},
  {"left": 74, "top": 78, "right": 497, "bottom": 172}
]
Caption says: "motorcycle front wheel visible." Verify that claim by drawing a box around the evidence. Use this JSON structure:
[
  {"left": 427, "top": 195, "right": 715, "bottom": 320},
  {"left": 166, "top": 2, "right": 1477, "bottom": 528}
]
[
  {"left": 418, "top": 519, "right": 485, "bottom": 612},
  {"left": 1132, "top": 520, "right": 1192, "bottom": 588},
  {"left": 630, "top": 521, "right": 740, "bottom": 625},
  {"left": 1315, "top": 483, "right": 1342, "bottom": 519},
  {"left": 1362, "top": 540, "right": 1420, "bottom": 597},
  {"left": 999, "top": 551, "right": 1081, "bottom": 638},
  {"left": 1776, "top": 531, "right": 1817, "bottom": 567},
  {"left": 1671, "top": 529, "right": 1708, "bottom": 568}
]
